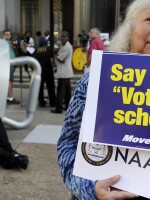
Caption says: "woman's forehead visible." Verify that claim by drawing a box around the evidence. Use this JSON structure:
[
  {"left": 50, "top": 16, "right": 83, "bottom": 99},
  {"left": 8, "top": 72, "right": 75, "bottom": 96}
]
[{"left": 138, "top": 7, "right": 150, "bottom": 17}]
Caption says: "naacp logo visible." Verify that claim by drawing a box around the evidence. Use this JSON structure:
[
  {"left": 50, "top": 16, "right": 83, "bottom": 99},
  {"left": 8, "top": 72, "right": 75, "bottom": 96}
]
[{"left": 81, "top": 143, "right": 113, "bottom": 166}]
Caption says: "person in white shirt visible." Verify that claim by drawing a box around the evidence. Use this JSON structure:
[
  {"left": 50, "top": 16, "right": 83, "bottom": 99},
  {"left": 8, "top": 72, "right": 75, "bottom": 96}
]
[
  {"left": 44, "top": 30, "right": 50, "bottom": 42},
  {"left": 51, "top": 31, "right": 73, "bottom": 114},
  {"left": 23, "top": 31, "right": 34, "bottom": 47}
]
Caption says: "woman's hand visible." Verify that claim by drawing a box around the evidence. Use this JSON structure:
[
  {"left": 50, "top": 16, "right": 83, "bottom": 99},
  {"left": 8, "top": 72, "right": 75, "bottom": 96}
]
[{"left": 95, "top": 175, "right": 138, "bottom": 200}]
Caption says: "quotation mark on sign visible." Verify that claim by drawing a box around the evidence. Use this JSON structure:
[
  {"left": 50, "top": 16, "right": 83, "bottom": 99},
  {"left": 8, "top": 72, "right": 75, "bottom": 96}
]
[{"left": 113, "top": 86, "right": 121, "bottom": 93}]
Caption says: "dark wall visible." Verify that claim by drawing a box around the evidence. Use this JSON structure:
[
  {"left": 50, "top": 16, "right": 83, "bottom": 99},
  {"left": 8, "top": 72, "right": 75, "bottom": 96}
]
[
  {"left": 90, "top": 0, "right": 116, "bottom": 35},
  {"left": 61, "top": 0, "right": 74, "bottom": 44}
]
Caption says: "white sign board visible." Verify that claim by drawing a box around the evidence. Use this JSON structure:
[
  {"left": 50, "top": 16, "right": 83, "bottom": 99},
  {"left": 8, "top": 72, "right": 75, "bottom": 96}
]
[
  {"left": 73, "top": 51, "right": 150, "bottom": 199},
  {"left": 0, "top": 39, "right": 10, "bottom": 118},
  {"left": 73, "top": 115, "right": 150, "bottom": 199}
]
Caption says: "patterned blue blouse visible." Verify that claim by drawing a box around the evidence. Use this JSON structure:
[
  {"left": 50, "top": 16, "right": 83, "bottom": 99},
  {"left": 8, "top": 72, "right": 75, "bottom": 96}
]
[{"left": 57, "top": 73, "right": 97, "bottom": 200}]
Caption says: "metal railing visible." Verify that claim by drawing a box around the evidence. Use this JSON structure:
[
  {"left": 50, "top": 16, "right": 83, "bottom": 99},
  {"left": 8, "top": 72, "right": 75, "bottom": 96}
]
[{"left": 3, "top": 56, "right": 41, "bottom": 129}]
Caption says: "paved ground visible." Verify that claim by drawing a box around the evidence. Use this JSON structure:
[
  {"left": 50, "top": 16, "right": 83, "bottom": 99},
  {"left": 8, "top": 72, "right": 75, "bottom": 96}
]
[{"left": 1, "top": 84, "right": 73, "bottom": 200}]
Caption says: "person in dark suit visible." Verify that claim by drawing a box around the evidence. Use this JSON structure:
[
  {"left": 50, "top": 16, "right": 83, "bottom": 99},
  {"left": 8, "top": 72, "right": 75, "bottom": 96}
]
[{"left": 35, "top": 37, "right": 56, "bottom": 108}]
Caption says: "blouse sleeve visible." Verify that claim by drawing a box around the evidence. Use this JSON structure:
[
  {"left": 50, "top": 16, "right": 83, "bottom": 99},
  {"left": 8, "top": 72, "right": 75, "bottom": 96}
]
[{"left": 57, "top": 74, "right": 98, "bottom": 200}]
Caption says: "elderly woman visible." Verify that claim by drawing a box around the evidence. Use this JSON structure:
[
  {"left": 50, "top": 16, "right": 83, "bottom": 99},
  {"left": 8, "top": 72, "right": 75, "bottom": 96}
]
[{"left": 57, "top": 0, "right": 150, "bottom": 199}]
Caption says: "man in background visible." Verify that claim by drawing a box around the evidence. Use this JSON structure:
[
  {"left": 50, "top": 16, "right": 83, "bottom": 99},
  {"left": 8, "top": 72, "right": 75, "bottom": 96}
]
[
  {"left": 44, "top": 30, "right": 50, "bottom": 42},
  {"left": 84, "top": 27, "right": 105, "bottom": 74},
  {"left": 23, "top": 31, "right": 35, "bottom": 48},
  {"left": 51, "top": 31, "right": 73, "bottom": 114},
  {"left": 3, "top": 29, "right": 20, "bottom": 104}
]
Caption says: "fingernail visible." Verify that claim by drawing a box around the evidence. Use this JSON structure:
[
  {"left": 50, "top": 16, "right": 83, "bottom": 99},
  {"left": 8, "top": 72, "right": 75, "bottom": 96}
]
[{"left": 114, "top": 175, "right": 120, "bottom": 180}]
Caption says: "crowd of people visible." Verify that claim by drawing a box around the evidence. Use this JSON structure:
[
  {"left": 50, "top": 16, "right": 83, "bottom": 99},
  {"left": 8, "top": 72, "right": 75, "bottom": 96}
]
[
  {"left": 2, "top": 27, "right": 106, "bottom": 111},
  {"left": 0, "top": 27, "right": 105, "bottom": 172}
]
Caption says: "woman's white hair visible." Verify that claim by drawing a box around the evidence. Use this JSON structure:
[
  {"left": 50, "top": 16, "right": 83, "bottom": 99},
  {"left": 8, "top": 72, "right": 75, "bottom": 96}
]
[{"left": 109, "top": 0, "right": 150, "bottom": 52}]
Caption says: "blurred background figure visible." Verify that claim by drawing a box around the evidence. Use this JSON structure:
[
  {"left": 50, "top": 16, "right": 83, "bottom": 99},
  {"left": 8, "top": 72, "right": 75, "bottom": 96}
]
[
  {"left": 44, "top": 30, "right": 50, "bottom": 42},
  {"left": 36, "top": 31, "right": 44, "bottom": 48},
  {"left": 51, "top": 31, "right": 73, "bottom": 114},
  {"left": 34, "top": 37, "right": 56, "bottom": 108},
  {"left": 21, "top": 31, "right": 35, "bottom": 79},
  {"left": 3, "top": 29, "right": 20, "bottom": 105},
  {"left": 23, "top": 31, "right": 34, "bottom": 47},
  {"left": 84, "top": 27, "right": 105, "bottom": 74},
  {"left": 44, "top": 30, "right": 53, "bottom": 50},
  {"left": 78, "top": 30, "right": 89, "bottom": 50}
]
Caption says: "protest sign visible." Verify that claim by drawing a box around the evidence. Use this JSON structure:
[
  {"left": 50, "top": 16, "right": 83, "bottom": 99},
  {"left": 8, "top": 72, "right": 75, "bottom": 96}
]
[
  {"left": 73, "top": 110, "right": 150, "bottom": 198},
  {"left": 73, "top": 139, "right": 150, "bottom": 198},
  {"left": 82, "top": 50, "right": 150, "bottom": 150}
]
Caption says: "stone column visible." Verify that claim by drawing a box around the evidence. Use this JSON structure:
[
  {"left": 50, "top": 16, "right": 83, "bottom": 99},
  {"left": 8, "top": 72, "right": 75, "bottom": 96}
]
[
  {"left": 74, "top": 0, "right": 81, "bottom": 45},
  {"left": 5, "top": 0, "right": 20, "bottom": 33},
  {"left": 41, "top": 0, "right": 50, "bottom": 33},
  {"left": 0, "top": 0, "right": 5, "bottom": 33}
]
